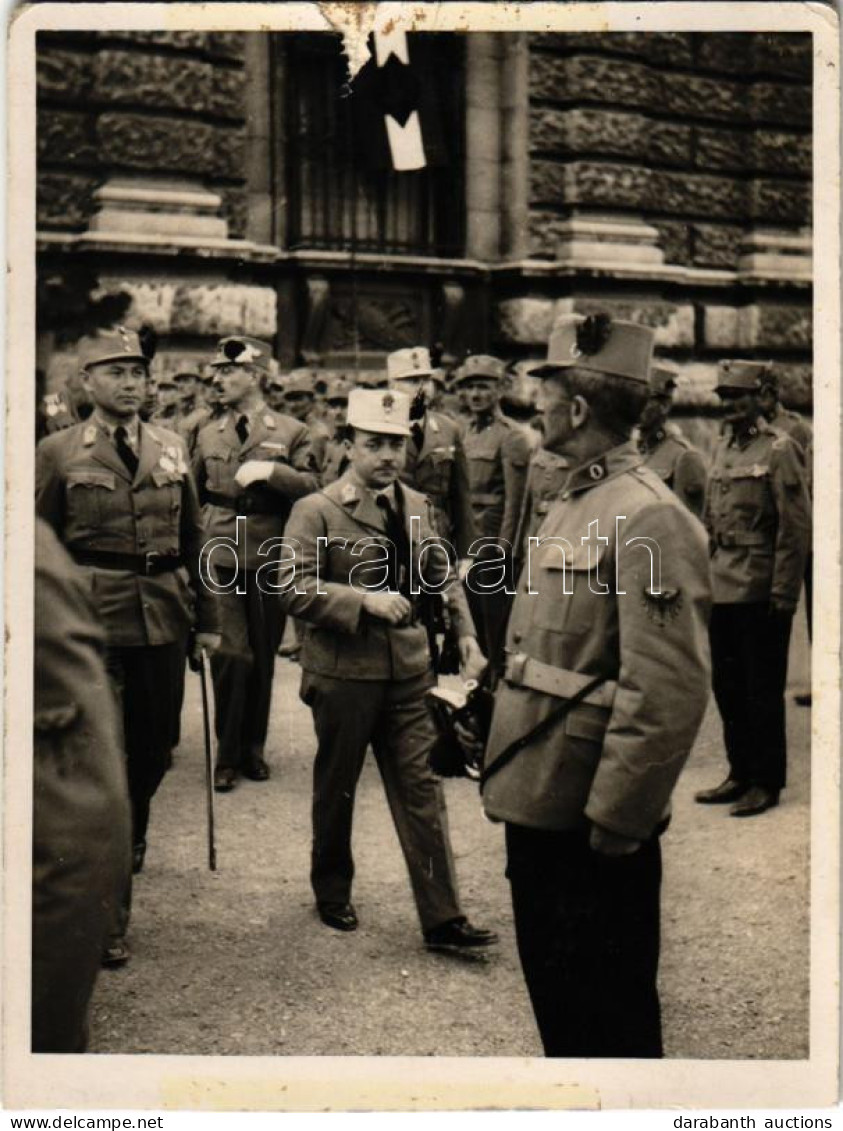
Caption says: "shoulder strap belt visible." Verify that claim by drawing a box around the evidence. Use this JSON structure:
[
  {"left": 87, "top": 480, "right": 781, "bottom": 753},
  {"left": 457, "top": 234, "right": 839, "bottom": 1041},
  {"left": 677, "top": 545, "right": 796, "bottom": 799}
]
[
  {"left": 504, "top": 652, "right": 617, "bottom": 709},
  {"left": 203, "top": 488, "right": 285, "bottom": 516}
]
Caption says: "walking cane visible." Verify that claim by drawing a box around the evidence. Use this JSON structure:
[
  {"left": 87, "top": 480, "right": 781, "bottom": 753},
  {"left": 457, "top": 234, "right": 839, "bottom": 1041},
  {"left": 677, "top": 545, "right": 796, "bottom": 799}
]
[{"left": 197, "top": 651, "right": 217, "bottom": 871}]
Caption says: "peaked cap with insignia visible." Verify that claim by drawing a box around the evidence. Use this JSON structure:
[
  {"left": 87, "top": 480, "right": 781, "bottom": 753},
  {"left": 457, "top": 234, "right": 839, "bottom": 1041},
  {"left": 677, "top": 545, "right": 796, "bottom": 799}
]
[
  {"left": 77, "top": 325, "right": 148, "bottom": 370},
  {"left": 210, "top": 336, "right": 272, "bottom": 373},
  {"left": 453, "top": 354, "right": 507, "bottom": 386},
  {"left": 715, "top": 359, "right": 774, "bottom": 395},
  {"left": 387, "top": 346, "right": 440, "bottom": 383},
  {"left": 649, "top": 362, "right": 680, "bottom": 396},
  {"left": 530, "top": 314, "right": 654, "bottom": 384},
  {"left": 347, "top": 388, "right": 411, "bottom": 436}
]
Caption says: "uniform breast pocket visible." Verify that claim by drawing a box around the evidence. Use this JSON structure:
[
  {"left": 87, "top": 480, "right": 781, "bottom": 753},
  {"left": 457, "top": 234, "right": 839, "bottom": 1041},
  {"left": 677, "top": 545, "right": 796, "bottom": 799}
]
[
  {"left": 66, "top": 469, "right": 118, "bottom": 527},
  {"left": 530, "top": 541, "right": 606, "bottom": 638},
  {"left": 420, "top": 448, "right": 454, "bottom": 493},
  {"left": 467, "top": 450, "right": 499, "bottom": 495},
  {"left": 204, "top": 452, "right": 233, "bottom": 489},
  {"left": 149, "top": 469, "right": 185, "bottom": 535},
  {"left": 727, "top": 470, "right": 769, "bottom": 515}
]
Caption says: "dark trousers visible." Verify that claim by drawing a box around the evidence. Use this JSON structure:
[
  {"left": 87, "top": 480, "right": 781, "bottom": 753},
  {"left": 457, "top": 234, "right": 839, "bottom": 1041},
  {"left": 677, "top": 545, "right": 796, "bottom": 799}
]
[
  {"left": 211, "top": 568, "right": 283, "bottom": 770},
  {"left": 301, "top": 670, "right": 462, "bottom": 931},
  {"left": 104, "top": 640, "right": 186, "bottom": 938},
  {"left": 709, "top": 602, "right": 792, "bottom": 791},
  {"left": 506, "top": 823, "right": 663, "bottom": 1059}
]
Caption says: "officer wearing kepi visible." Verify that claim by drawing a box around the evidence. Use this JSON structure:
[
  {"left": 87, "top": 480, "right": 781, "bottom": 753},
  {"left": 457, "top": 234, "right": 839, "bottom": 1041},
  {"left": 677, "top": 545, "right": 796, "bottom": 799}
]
[
  {"left": 636, "top": 363, "right": 708, "bottom": 519},
  {"left": 36, "top": 326, "right": 221, "bottom": 965},
  {"left": 281, "top": 388, "right": 496, "bottom": 954},
  {"left": 695, "top": 359, "right": 811, "bottom": 817},
  {"left": 481, "top": 314, "right": 712, "bottom": 1057},
  {"left": 193, "top": 336, "right": 320, "bottom": 792}
]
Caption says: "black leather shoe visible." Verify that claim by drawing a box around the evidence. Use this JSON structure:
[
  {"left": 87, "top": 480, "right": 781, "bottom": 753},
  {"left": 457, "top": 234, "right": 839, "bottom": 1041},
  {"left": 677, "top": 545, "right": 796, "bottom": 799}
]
[
  {"left": 730, "top": 785, "right": 780, "bottom": 817},
  {"left": 424, "top": 917, "right": 499, "bottom": 954},
  {"left": 213, "top": 767, "right": 237, "bottom": 792},
  {"left": 101, "top": 939, "right": 130, "bottom": 968},
  {"left": 132, "top": 841, "right": 147, "bottom": 874},
  {"left": 242, "top": 758, "right": 270, "bottom": 782},
  {"left": 317, "top": 901, "right": 358, "bottom": 931},
  {"left": 694, "top": 777, "right": 749, "bottom": 805}
]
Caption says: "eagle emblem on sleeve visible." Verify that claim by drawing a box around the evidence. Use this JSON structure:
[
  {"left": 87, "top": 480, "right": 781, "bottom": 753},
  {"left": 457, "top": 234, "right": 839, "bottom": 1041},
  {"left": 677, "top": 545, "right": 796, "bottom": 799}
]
[{"left": 641, "top": 586, "right": 683, "bottom": 626}]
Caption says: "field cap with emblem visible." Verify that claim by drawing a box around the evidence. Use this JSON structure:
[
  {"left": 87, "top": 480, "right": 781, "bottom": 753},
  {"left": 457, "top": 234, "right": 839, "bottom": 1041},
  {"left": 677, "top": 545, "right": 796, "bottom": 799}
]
[
  {"left": 347, "top": 388, "right": 411, "bottom": 437},
  {"left": 78, "top": 325, "right": 148, "bottom": 370},
  {"left": 530, "top": 314, "right": 654, "bottom": 383},
  {"left": 210, "top": 335, "right": 272, "bottom": 373},
  {"left": 453, "top": 354, "right": 507, "bottom": 386},
  {"left": 650, "top": 362, "right": 680, "bottom": 396},
  {"left": 284, "top": 370, "right": 317, "bottom": 396},
  {"left": 715, "top": 359, "right": 773, "bottom": 395},
  {"left": 326, "top": 378, "right": 352, "bottom": 402},
  {"left": 387, "top": 347, "right": 440, "bottom": 383}
]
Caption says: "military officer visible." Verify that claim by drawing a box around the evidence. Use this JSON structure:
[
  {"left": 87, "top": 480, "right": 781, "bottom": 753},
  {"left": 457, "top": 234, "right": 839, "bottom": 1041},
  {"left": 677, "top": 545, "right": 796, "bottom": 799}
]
[
  {"left": 319, "top": 377, "right": 352, "bottom": 486},
  {"left": 279, "top": 369, "right": 333, "bottom": 470},
  {"left": 281, "top": 388, "right": 496, "bottom": 953},
  {"left": 193, "top": 336, "right": 320, "bottom": 792},
  {"left": 637, "top": 363, "right": 708, "bottom": 518},
  {"left": 696, "top": 359, "right": 811, "bottom": 816},
  {"left": 36, "top": 326, "right": 221, "bottom": 965},
  {"left": 150, "top": 375, "right": 182, "bottom": 427},
  {"left": 481, "top": 314, "right": 712, "bottom": 1058},
  {"left": 455, "top": 354, "right": 531, "bottom": 661}
]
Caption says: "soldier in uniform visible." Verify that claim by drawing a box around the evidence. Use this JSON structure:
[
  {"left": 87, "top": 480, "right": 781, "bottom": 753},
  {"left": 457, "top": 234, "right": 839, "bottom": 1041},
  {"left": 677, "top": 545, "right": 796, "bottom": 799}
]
[
  {"left": 281, "top": 388, "right": 496, "bottom": 953},
  {"left": 455, "top": 354, "right": 531, "bottom": 660},
  {"left": 512, "top": 446, "right": 570, "bottom": 564},
  {"left": 279, "top": 368, "right": 333, "bottom": 470},
  {"left": 319, "top": 377, "right": 352, "bottom": 486},
  {"left": 636, "top": 363, "right": 708, "bottom": 518},
  {"left": 193, "top": 336, "right": 320, "bottom": 792},
  {"left": 481, "top": 314, "right": 712, "bottom": 1057},
  {"left": 40, "top": 369, "right": 94, "bottom": 437},
  {"left": 150, "top": 375, "right": 182, "bottom": 428},
  {"left": 36, "top": 326, "right": 221, "bottom": 965},
  {"left": 695, "top": 360, "right": 812, "bottom": 816},
  {"left": 32, "top": 519, "right": 131, "bottom": 1050}
]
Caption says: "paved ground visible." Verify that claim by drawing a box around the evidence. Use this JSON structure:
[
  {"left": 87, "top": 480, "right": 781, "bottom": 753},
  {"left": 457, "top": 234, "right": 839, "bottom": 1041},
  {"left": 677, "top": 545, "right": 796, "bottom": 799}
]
[{"left": 88, "top": 607, "right": 811, "bottom": 1059}]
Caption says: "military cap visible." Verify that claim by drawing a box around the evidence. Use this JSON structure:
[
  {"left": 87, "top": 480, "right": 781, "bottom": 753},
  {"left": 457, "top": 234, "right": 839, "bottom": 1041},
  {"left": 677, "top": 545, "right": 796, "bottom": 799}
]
[
  {"left": 453, "top": 354, "right": 507, "bottom": 386},
  {"left": 325, "top": 378, "right": 352, "bottom": 402},
  {"left": 347, "top": 388, "right": 411, "bottom": 436},
  {"left": 210, "top": 336, "right": 272, "bottom": 373},
  {"left": 650, "top": 362, "right": 679, "bottom": 396},
  {"left": 530, "top": 314, "right": 654, "bottom": 384},
  {"left": 77, "top": 326, "right": 148, "bottom": 370},
  {"left": 356, "top": 370, "right": 390, "bottom": 390},
  {"left": 156, "top": 375, "right": 177, "bottom": 389},
  {"left": 715, "top": 359, "right": 774, "bottom": 395},
  {"left": 284, "top": 371, "right": 317, "bottom": 397},
  {"left": 387, "top": 347, "right": 440, "bottom": 383},
  {"left": 173, "top": 369, "right": 200, "bottom": 383}
]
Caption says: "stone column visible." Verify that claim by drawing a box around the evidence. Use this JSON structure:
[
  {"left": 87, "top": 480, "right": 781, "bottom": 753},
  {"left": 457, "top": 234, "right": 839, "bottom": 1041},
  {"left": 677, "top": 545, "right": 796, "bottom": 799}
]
[{"left": 464, "top": 33, "right": 503, "bottom": 261}]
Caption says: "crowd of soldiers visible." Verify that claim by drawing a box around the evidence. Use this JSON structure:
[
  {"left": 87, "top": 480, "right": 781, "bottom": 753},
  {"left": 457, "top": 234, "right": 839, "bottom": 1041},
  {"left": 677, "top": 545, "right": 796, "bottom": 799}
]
[{"left": 32, "top": 315, "right": 812, "bottom": 1058}]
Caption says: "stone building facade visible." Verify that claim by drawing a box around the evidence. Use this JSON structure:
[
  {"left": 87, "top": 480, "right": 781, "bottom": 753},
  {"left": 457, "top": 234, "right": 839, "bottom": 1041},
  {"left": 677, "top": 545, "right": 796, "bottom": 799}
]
[{"left": 36, "top": 30, "right": 813, "bottom": 416}]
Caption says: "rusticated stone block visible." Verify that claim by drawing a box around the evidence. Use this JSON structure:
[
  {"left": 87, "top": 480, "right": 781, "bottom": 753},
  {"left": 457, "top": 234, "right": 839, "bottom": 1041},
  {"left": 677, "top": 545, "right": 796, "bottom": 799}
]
[
  {"left": 750, "top": 83, "right": 811, "bottom": 127},
  {"left": 775, "top": 365, "right": 812, "bottom": 411},
  {"left": 527, "top": 211, "right": 567, "bottom": 258},
  {"left": 531, "top": 108, "right": 690, "bottom": 167},
  {"left": 37, "top": 172, "right": 99, "bottom": 230},
  {"left": 749, "top": 179, "right": 810, "bottom": 225},
  {"left": 739, "top": 304, "right": 812, "bottom": 350},
  {"left": 695, "top": 127, "right": 746, "bottom": 173},
  {"left": 752, "top": 34, "right": 811, "bottom": 81},
  {"left": 170, "top": 283, "right": 276, "bottom": 337},
  {"left": 94, "top": 52, "right": 245, "bottom": 121},
  {"left": 530, "top": 33, "right": 648, "bottom": 58},
  {"left": 694, "top": 33, "right": 752, "bottom": 74},
  {"left": 752, "top": 130, "right": 811, "bottom": 177},
  {"left": 37, "top": 110, "right": 96, "bottom": 166},
  {"left": 96, "top": 279, "right": 177, "bottom": 332},
  {"left": 558, "top": 296, "right": 695, "bottom": 348},
  {"left": 653, "top": 220, "right": 692, "bottom": 266},
  {"left": 530, "top": 53, "right": 661, "bottom": 111},
  {"left": 96, "top": 113, "right": 245, "bottom": 180},
  {"left": 643, "top": 33, "right": 694, "bottom": 66},
  {"left": 531, "top": 160, "right": 653, "bottom": 209},
  {"left": 657, "top": 171, "right": 746, "bottom": 221},
  {"left": 219, "top": 188, "right": 249, "bottom": 240},
  {"left": 95, "top": 31, "right": 245, "bottom": 61},
  {"left": 703, "top": 305, "right": 740, "bottom": 349},
  {"left": 663, "top": 73, "right": 745, "bottom": 123},
  {"left": 692, "top": 223, "right": 743, "bottom": 268},
  {"left": 648, "top": 122, "right": 693, "bottom": 167},
  {"left": 37, "top": 48, "right": 93, "bottom": 102},
  {"left": 206, "top": 33, "right": 246, "bottom": 60},
  {"left": 496, "top": 297, "right": 555, "bottom": 344}
]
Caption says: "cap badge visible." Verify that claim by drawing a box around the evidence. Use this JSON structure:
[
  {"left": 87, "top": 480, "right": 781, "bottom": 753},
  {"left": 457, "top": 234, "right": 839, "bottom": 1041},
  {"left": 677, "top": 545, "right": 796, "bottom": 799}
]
[
  {"left": 588, "top": 463, "right": 605, "bottom": 480},
  {"left": 223, "top": 339, "right": 261, "bottom": 365},
  {"left": 83, "top": 425, "right": 97, "bottom": 446},
  {"left": 570, "top": 342, "right": 583, "bottom": 360},
  {"left": 382, "top": 393, "right": 395, "bottom": 414}
]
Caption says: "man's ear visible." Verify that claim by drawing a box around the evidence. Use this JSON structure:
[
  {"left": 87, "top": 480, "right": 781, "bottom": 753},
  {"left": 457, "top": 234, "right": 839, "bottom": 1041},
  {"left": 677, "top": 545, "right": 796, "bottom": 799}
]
[
  {"left": 79, "top": 368, "right": 91, "bottom": 391},
  {"left": 570, "top": 394, "right": 590, "bottom": 430}
]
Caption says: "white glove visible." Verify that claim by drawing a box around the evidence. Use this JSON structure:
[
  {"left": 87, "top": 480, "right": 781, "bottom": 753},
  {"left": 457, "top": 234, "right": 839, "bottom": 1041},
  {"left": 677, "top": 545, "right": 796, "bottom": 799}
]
[{"left": 234, "top": 460, "right": 275, "bottom": 488}]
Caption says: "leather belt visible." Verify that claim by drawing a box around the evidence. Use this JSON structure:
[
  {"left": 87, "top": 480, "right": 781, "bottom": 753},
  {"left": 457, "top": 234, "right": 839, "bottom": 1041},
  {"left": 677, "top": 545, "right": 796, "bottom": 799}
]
[
  {"left": 71, "top": 549, "right": 183, "bottom": 576},
  {"left": 504, "top": 652, "right": 617, "bottom": 710},
  {"left": 203, "top": 489, "right": 284, "bottom": 516}
]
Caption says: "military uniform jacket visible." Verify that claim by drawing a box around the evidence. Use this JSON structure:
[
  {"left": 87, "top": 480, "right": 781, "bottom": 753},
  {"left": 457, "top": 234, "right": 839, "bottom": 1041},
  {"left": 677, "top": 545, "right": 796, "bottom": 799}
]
[
  {"left": 770, "top": 406, "right": 813, "bottom": 496},
  {"left": 193, "top": 406, "right": 319, "bottom": 572},
  {"left": 400, "top": 411, "right": 478, "bottom": 559},
  {"left": 463, "top": 411, "right": 531, "bottom": 546},
  {"left": 638, "top": 424, "right": 707, "bottom": 519},
  {"left": 282, "top": 474, "right": 476, "bottom": 682},
  {"left": 482, "top": 442, "right": 712, "bottom": 841},
  {"left": 36, "top": 418, "right": 219, "bottom": 648},
  {"left": 704, "top": 423, "right": 811, "bottom": 609},
  {"left": 513, "top": 447, "right": 570, "bottom": 555},
  {"left": 319, "top": 433, "right": 348, "bottom": 487}
]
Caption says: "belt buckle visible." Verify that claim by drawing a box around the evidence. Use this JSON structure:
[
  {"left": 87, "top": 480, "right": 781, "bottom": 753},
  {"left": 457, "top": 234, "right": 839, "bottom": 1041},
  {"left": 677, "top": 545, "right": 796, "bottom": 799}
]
[
  {"left": 506, "top": 651, "right": 528, "bottom": 686},
  {"left": 144, "top": 550, "right": 162, "bottom": 575}
]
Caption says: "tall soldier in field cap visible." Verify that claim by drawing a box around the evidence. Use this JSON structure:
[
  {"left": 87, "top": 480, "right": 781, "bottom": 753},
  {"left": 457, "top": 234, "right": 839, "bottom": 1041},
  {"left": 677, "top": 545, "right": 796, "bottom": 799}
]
[
  {"left": 481, "top": 313, "right": 712, "bottom": 1057},
  {"left": 455, "top": 354, "right": 531, "bottom": 660},
  {"left": 281, "top": 388, "right": 496, "bottom": 953},
  {"left": 319, "top": 377, "right": 352, "bottom": 485},
  {"left": 696, "top": 359, "right": 811, "bottom": 816},
  {"left": 193, "top": 336, "right": 320, "bottom": 792},
  {"left": 280, "top": 368, "right": 332, "bottom": 471},
  {"left": 636, "top": 362, "right": 708, "bottom": 518},
  {"left": 36, "top": 326, "right": 221, "bottom": 966}
]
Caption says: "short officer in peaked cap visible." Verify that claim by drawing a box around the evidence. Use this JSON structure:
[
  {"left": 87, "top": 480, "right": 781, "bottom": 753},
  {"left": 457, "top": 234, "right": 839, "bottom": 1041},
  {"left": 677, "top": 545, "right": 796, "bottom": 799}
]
[
  {"left": 36, "top": 326, "right": 221, "bottom": 965},
  {"left": 193, "top": 336, "right": 320, "bottom": 792},
  {"left": 636, "top": 362, "right": 708, "bottom": 518},
  {"left": 696, "top": 359, "right": 811, "bottom": 816},
  {"left": 482, "top": 313, "right": 712, "bottom": 1057},
  {"left": 282, "top": 387, "right": 496, "bottom": 953}
]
